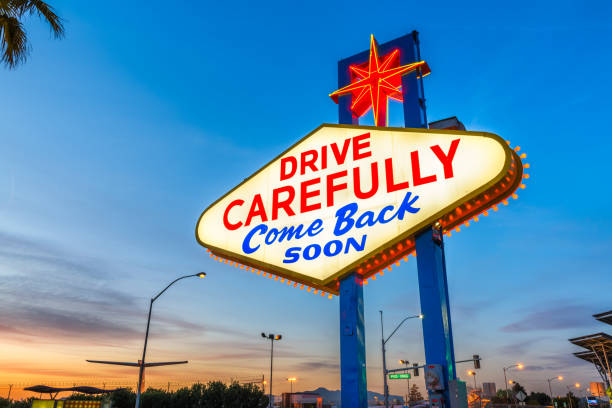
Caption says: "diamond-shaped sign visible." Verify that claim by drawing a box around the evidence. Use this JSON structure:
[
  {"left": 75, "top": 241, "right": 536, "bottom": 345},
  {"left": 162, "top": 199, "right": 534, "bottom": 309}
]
[{"left": 196, "top": 124, "right": 524, "bottom": 294}]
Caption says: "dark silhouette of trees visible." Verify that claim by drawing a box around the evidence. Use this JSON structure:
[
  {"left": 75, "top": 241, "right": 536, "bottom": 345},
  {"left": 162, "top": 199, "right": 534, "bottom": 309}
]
[
  {"left": 109, "top": 382, "right": 268, "bottom": 408},
  {"left": 527, "top": 392, "right": 552, "bottom": 405},
  {"left": 409, "top": 384, "right": 424, "bottom": 402}
]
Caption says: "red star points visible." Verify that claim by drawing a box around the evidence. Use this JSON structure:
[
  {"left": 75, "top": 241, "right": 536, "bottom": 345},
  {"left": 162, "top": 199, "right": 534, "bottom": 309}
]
[{"left": 330, "top": 34, "right": 430, "bottom": 127}]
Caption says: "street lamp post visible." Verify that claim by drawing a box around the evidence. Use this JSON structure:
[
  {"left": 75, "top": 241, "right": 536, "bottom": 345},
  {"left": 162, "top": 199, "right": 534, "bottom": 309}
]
[
  {"left": 468, "top": 370, "right": 481, "bottom": 408},
  {"left": 399, "top": 359, "right": 410, "bottom": 404},
  {"left": 503, "top": 363, "right": 524, "bottom": 408},
  {"left": 379, "top": 311, "right": 423, "bottom": 408},
  {"left": 287, "top": 377, "right": 296, "bottom": 407},
  {"left": 134, "top": 272, "right": 207, "bottom": 408},
  {"left": 287, "top": 377, "right": 296, "bottom": 394},
  {"left": 547, "top": 376, "right": 563, "bottom": 407},
  {"left": 262, "top": 332, "right": 282, "bottom": 408}
]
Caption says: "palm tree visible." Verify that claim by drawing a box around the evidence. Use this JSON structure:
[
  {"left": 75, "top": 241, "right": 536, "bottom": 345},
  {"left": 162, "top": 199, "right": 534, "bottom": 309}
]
[{"left": 0, "top": 0, "right": 64, "bottom": 68}]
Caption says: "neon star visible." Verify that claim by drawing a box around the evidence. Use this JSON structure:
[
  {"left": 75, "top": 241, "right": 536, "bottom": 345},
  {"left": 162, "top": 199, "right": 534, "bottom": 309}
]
[{"left": 330, "top": 34, "right": 430, "bottom": 127}]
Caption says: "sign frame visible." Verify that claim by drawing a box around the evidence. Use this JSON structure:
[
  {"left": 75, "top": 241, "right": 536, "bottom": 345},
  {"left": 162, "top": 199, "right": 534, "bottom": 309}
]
[{"left": 196, "top": 123, "right": 524, "bottom": 294}]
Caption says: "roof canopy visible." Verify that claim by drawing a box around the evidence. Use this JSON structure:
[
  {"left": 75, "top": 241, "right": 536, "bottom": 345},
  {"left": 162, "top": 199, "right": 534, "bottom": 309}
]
[
  {"left": 569, "top": 332, "right": 611, "bottom": 386},
  {"left": 569, "top": 313, "right": 612, "bottom": 387},
  {"left": 24, "top": 385, "right": 123, "bottom": 395},
  {"left": 569, "top": 332, "right": 612, "bottom": 350},
  {"left": 573, "top": 351, "right": 605, "bottom": 368},
  {"left": 594, "top": 310, "right": 612, "bottom": 326}
]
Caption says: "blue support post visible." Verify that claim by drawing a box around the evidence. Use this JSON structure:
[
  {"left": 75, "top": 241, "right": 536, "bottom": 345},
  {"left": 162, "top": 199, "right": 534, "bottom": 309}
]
[
  {"left": 401, "top": 31, "right": 428, "bottom": 129},
  {"left": 339, "top": 272, "right": 367, "bottom": 408},
  {"left": 402, "top": 30, "right": 458, "bottom": 405},
  {"left": 415, "top": 227, "right": 457, "bottom": 402},
  {"left": 407, "top": 31, "right": 457, "bottom": 403},
  {"left": 336, "top": 31, "right": 449, "bottom": 408},
  {"left": 339, "top": 57, "right": 366, "bottom": 405}
]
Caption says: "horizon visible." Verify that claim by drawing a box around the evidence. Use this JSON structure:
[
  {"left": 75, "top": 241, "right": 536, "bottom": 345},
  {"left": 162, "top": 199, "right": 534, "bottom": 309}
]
[{"left": 1, "top": 0, "right": 611, "bottom": 403}]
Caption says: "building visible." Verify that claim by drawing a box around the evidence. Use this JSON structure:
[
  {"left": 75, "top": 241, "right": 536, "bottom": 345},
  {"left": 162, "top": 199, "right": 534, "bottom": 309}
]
[
  {"left": 482, "top": 383, "right": 497, "bottom": 398},
  {"left": 281, "top": 392, "right": 323, "bottom": 408},
  {"left": 590, "top": 382, "right": 606, "bottom": 397}
]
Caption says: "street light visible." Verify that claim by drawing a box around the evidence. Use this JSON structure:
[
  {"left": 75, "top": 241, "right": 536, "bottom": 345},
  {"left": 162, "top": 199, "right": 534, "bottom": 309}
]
[
  {"left": 399, "top": 360, "right": 411, "bottom": 405},
  {"left": 135, "top": 272, "right": 207, "bottom": 408},
  {"left": 379, "top": 311, "right": 423, "bottom": 408},
  {"left": 287, "top": 377, "right": 297, "bottom": 407},
  {"left": 547, "top": 376, "right": 563, "bottom": 405},
  {"left": 262, "top": 332, "right": 282, "bottom": 408},
  {"left": 287, "top": 377, "right": 297, "bottom": 394},
  {"left": 468, "top": 370, "right": 481, "bottom": 408},
  {"left": 503, "top": 363, "right": 524, "bottom": 408}
]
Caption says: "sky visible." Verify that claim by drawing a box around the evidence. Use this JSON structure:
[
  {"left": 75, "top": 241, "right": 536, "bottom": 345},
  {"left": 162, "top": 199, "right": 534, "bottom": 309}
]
[{"left": 0, "top": 0, "right": 611, "bottom": 401}]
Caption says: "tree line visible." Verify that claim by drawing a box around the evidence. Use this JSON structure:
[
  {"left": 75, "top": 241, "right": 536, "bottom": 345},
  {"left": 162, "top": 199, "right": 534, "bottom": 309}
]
[
  {"left": 491, "top": 382, "right": 581, "bottom": 407},
  {"left": 0, "top": 382, "right": 269, "bottom": 408}
]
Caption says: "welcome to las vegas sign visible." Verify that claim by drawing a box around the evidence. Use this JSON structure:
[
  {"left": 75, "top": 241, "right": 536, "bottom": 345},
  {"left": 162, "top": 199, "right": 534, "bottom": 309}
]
[{"left": 196, "top": 124, "right": 526, "bottom": 295}]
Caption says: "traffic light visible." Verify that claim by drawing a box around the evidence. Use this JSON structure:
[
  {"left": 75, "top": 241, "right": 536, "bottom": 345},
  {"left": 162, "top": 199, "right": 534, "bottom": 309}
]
[
  {"left": 473, "top": 355, "right": 481, "bottom": 369},
  {"left": 413, "top": 363, "right": 419, "bottom": 376}
]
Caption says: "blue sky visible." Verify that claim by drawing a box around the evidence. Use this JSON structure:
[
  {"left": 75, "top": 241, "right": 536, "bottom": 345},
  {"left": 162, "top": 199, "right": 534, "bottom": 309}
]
[{"left": 0, "top": 0, "right": 611, "bottom": 399}]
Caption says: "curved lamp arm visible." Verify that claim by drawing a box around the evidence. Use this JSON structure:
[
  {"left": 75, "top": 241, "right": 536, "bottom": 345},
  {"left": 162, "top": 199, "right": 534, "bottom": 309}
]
[
  {"left": 152, "top": 273, "right": 206, "bottom": 302},
  {"left": 384, "top": 314, "right": 423, "bottom": 344}
]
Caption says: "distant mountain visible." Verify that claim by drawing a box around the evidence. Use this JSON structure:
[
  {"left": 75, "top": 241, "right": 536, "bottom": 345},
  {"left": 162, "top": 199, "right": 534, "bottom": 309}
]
[{"left": 304, "top": 387, "right": 403, "bottom": 406}]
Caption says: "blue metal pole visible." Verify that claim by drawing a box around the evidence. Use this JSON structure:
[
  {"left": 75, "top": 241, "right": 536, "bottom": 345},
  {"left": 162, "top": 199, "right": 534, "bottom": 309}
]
[
  {"left": 336, "top": 31, "right": 447, "bottom": 408},
  {"left": 338, "top": 57, "right": 366, "bottom": 407},
  {"left": 404, "top": 31, "right": 457, "bottom": 404},
  {"left": 401, "top": 31, "right": 426, "bottom": 129},
  {"left": 415, "top": 227, "right": 457, "bottom": 398},
  {"left": 339, "top": 272, "right": 367, "bottom": 408},
  {"left": 403, "top": 31, "right": 428, "bottom": 128}
]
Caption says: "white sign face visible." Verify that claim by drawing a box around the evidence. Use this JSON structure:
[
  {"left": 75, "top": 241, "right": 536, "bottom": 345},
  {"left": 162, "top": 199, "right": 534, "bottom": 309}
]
[{"left": 196, "top": 124, "right": 512, "bottom": 288}]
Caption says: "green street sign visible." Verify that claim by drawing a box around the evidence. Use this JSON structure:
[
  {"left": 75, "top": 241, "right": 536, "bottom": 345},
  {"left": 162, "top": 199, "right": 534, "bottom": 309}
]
[{"left": 389, "top": 373, "right": 411, "bottom": 379}]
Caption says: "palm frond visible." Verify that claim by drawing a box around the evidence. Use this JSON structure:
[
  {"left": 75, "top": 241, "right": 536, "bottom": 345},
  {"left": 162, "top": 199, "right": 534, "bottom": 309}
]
[
  {"left": 0, "top": 13, "right": 28, "bottom": 68},
  {"left": 11, "top": 0, "right": 64, "bottom": 37},
  {"left": 0, "top": 1, "right": 19, "bottom": 17}
]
